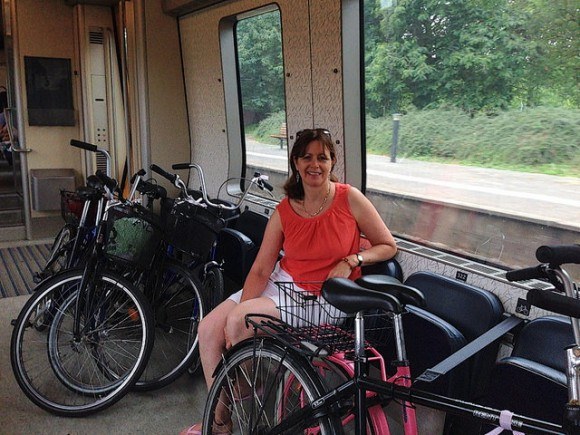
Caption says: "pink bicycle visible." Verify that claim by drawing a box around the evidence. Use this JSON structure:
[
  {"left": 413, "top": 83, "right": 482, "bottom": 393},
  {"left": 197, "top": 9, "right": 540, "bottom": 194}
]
[{"left": 202, "top": 245, "right": 580, "bottom": 434}]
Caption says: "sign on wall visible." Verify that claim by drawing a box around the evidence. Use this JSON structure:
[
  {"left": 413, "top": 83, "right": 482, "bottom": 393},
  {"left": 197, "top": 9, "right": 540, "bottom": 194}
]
[{"left": 24, "top": 56, "right": 75, "bottom": 126}]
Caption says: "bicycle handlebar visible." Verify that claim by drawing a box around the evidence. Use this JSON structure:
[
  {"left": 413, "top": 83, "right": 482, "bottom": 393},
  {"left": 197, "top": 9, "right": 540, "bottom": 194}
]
[
  {"left": 70, "top": 139, "right": 98, "bottom": 152},
  {"left": 536, "top": 244, "right": 580, "bottom": 265},
  {"left": 505, "top": 265, "right": 546, "bottom": 282},
  {"left": 527, "top": 288, "right": 580, "bottom": 319},
  {"left": 156, "top": 162, "right": 270, "bottom": 210},
  {"left": 507, "top": 244, "right": 580, "bottom": 320},
  {"left": 70, "top": 139, "right": 112, "bottom": 178},
  {"left": 130, "top": 169, "right": 146, "bottom": 185},
  {"left": 95, "top": 170, "right": 118, "bottom": 195},
  {"left": 253, "top": 171, "right": 274, "bottom": 192},
  {"left": 150, "top": 163, "right": 178, "bottom": 185}
]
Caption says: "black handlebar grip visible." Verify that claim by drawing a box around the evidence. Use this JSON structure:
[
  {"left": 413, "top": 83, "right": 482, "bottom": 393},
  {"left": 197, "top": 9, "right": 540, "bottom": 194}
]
[
  {"left": 130, "top": 168, "right": 147, "bottom": 184},
  {"left": 70, "top": 139, "right": 98, "bottom": 152},
  {"left": 536, "top": 245, "right": 580, "bottom": 266},
  {"left": 95, "top": 170, "right": 117, "bottom": 191},
  {"left": 527, "top": 288, "right": 580, "bottom": 318},
  {"left": 150, "top": 164, "right": 177, "bottom": 184},
  {"left": 171, "top": 163, "right": 191, "bottom": 170},
  {"left": 506, "top": 265, "right": 546, "bottom": 282},
  {"left": 253, "top": 172, "right": 274, "bottom": 191},
  {"left": 260, "top": 179, "right": 274, "bottom": 191}
]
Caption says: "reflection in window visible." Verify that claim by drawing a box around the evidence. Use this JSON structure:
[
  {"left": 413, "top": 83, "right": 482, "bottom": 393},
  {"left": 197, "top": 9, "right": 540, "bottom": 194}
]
[
  {"left": 235, "top": 9, "right": 287, "bottom": 200},
  {"left": 363, "top": 0, "right": 579, "bottom": 275}
]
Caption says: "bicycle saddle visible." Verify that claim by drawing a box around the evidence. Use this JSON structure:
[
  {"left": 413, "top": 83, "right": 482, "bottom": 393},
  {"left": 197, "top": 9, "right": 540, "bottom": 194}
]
[
  {"left": 322, "top": 277, "right": 403, "bottom": 315},
  {"left": 356, "top": 274, "right": 425, "bottom": 308}
]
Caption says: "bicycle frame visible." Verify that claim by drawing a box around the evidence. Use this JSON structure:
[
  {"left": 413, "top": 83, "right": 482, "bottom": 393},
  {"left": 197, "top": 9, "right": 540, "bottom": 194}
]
[
  {"left": 555, "top": 266, "right": 580, "bottom": 433},
  {"left": 254, "top": 274, "right": 574, "bottom": 435},
  {"left": 262, "top": 307, "right": 565, "bottom": 435},
  {"left": 71, "top": 197, "right": 122, "bottom": 341}
]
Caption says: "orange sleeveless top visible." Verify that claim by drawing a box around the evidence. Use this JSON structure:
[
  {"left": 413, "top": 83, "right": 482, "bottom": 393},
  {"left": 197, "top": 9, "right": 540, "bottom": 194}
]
[{"left": 278, "top": 183, "right": 362, "bottom": 294}]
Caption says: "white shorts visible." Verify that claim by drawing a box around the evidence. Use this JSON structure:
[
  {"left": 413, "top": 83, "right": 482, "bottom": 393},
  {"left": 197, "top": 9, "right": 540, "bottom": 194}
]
[
  {"left": 227, "top": 262, "right": 295, "bottom": 305},
  {"left": 228, "top": 262, "right": 347, "bottom": 327}
]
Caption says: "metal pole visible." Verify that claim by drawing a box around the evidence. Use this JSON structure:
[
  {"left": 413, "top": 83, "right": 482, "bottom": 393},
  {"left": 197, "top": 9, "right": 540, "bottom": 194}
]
[{"left": 391, "top": 113, "right": 401, "bottom": 163}]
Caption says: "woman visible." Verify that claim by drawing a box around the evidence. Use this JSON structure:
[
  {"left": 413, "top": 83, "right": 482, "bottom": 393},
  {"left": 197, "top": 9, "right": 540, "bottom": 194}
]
[{"left": 181, "top": 128, "right": 397, "bottom": 434}]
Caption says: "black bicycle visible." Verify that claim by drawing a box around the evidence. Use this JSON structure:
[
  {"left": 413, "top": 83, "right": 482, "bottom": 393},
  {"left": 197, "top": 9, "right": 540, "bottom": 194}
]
[
  {"left": 10, "top": 142, "right": 157, "bottom": 416},
  {"left": 150, "top": 162, "right": 274, "bottom": 311}
]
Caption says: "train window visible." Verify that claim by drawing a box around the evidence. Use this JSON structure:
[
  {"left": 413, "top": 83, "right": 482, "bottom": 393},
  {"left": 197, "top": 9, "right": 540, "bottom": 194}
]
[
  {"left": 235, "top": 8, "right": 287, "bottom": 201},
  {"left": 362, "top": 0, "right": 579, "bottom": 276}
]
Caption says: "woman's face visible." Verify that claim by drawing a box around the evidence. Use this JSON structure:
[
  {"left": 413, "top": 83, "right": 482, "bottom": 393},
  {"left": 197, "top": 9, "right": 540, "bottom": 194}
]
[{"left": 294, "top": 140, "right": 333, "bottom": 188}]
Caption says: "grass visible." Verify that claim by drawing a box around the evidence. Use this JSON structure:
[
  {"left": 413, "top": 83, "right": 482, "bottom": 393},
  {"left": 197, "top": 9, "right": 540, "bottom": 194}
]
[
  {"left": 249, "top": 106, "right": 580, "bottom": 177},
  {"left": 367, "top": 106, "right": 580, "bottom": 177}
]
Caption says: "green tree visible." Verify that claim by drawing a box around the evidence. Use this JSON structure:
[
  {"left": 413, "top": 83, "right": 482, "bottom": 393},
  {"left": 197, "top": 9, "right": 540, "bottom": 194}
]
[
  {"left": 366, "top": 0, "right": 536, "bottom": 115},
  {"left": 236, "top": 11, "right": 285, "bottom": 120},
  {"left": 514, "top": 0, "right": 579, "bottom": 107}
]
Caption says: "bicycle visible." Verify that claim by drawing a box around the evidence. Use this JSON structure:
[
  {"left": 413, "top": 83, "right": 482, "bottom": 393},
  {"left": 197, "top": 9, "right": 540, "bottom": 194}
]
[
  {"left": 10, "top": 152, "right": 157, "bottom": 416},
  {"left": 150, "top": 162, "right": 274, "bottom": 311},
  {"left": 202, "top": 244, "right": 580, "bottom": 434},
  {"left": 33, "top": 140, "right": 111, "bottom": 282}
]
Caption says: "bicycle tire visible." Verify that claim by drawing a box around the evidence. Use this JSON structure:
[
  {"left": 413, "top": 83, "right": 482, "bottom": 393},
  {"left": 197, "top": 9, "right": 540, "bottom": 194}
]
[
  {"left": 38, "top": 224, "right": 77, "bottom": 281},
  {"left": 312, "top": 357, "right": 388, "bottom": 434},
  {"left": 133, "top": 259, "right": 207, "bottom": 391},
  {"left": 201, "top": 264, "right": 224, "bottom": 310},
  {"left": 10, "top": 269, "right": 154, "bottom": 417},
  {"left": 203, "top": 338, "right": 341, "bottom": 434}
]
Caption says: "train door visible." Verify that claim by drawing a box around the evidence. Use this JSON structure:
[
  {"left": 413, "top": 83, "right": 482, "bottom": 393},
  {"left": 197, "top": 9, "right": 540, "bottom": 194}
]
[{"left": 0, "top": 0, "right": 27, "bottom": 238}]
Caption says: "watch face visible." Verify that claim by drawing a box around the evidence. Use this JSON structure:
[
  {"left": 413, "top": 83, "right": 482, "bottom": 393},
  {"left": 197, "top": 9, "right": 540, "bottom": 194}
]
[{"left": 356, "top": 253, "right": 363, "bottom": 266}]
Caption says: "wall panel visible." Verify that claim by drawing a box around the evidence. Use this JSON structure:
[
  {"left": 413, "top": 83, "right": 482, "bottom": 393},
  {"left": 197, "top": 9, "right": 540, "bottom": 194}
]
[{"left": 179, "top": 0, "right": 346, "bottom": 194}]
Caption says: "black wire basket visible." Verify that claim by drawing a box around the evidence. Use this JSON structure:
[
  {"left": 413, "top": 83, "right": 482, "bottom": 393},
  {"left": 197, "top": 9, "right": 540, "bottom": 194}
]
[
  {"left": 163, "top": 200, "right": 226, "bottom": 257},
  {"left": 248, "top": 281, "right": 394, "bottom": 357},
  {"left": 104, "top": 203, "right": 162, "bottom": 269}
]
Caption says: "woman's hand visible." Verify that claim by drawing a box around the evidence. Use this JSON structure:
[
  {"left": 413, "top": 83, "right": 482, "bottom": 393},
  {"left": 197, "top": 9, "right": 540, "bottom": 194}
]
[
  {"left": 224, "top": 326, "right": 232, "bottom": 349},
  {"left": 326, "top": 258, "right": 355, "bottom": 279}
]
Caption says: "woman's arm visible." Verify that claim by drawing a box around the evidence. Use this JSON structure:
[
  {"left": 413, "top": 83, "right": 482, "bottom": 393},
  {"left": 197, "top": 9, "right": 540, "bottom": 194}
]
[
  {"left": 326, "top": 186, "right": 396, "bottom": 279},
  {"left": 239, "top": 209, "right": 284, "bottom": 302},
  {"left": 346, "top": 186, "right": 397, "bottom": 266}
]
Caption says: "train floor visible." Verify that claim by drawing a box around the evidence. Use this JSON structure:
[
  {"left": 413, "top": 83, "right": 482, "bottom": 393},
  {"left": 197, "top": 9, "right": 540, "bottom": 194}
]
[{"left": 0, "top": 295, "right": 207, "bottom": 435}]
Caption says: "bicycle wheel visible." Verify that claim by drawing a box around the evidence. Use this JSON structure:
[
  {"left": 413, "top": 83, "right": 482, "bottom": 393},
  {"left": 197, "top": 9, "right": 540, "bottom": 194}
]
[
  {"left": 37, "top": 224, "right": 77, "bottom": 281},
  {"left": 10, "top": 269, "right": 153, "bottom": 417},
  {"left": 133, "top": 259, "right": 207, "bottom": 391},
  {"left": 312, "top": 357, "right": 388, "bottom": 434},
  {"left": 203, "top": 338, "right": 341, "bottom": 434},
  {"left": 201, "top": 264, "right": 224, "bottom": 310}
]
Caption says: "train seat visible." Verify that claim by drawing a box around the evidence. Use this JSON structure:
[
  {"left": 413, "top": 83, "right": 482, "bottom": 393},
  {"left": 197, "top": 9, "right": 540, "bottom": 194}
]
[
  {"left": 357, "top": 264, "right": 470, "bottom": 399},
  {"left": 389, "top": 305, "right": 470, "bottom": 398},
  {"left": 361, "top": 257, "right": 404, "bottom": 282},
  {"left": 400, "top": 271, "right": 505, "bottom": 433},
  {"left": 216, "top": 209, "right": 269, "bottom": 289},
  {"left": 404, "top": 271, "right": 505, "bottom": 401},
  {"left": 480, "top": 315, "right": 573, "bottom": 428}
]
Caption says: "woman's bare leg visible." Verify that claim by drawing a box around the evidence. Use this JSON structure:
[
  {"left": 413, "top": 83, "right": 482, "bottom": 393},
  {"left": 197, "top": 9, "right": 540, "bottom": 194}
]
[
  {"left": 224, "top": 296, "right": 280, "bottom": 347},
  {"left": 198, "top": 298, "right": 237, "bottom": 389},
  {"left": 186, "top": 297, "right": 280, "bottom": 433}
]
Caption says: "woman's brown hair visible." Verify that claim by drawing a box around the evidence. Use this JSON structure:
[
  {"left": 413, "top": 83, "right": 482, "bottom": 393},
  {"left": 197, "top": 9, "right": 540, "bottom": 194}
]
[{"left": 283, "top": 128, "right": 338, "bottom": 200}]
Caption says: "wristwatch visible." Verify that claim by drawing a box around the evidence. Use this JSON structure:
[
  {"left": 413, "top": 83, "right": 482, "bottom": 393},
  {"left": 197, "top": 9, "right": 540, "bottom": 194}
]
[{"left": 356, "top": 253, "right": 364, "bottom": 267}]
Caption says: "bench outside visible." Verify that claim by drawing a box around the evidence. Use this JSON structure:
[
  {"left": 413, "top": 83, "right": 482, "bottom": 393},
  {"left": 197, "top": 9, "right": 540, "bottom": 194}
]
[{"left": 270, "top": 122, "right": 287, "bottom": 149}]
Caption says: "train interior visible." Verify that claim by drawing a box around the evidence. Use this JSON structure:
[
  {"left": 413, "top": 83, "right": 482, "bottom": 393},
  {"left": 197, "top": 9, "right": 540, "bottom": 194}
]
[{"left": 0, "top": 0, "right": 578, "bottom": 433}]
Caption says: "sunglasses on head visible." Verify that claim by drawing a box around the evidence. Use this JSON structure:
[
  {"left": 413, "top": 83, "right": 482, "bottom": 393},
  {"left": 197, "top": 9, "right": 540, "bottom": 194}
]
[{"left": 295, "top": 128, "right": 332, "bottom": 140}]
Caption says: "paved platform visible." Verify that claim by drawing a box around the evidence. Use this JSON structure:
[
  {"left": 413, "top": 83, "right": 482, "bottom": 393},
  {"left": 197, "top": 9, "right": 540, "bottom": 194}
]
[{"left": 246, "top": 140, "right": 580, "bottom": 229}]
